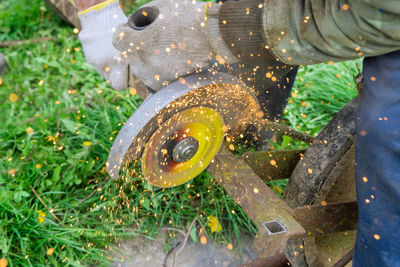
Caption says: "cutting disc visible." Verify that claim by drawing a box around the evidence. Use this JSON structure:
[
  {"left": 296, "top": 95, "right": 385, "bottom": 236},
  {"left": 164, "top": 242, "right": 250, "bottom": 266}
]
[
  {"left": 141, "top": 107, "right": 224, "bottom": 187},
  {"left": 107, "top": 72, "right": 262, "bottom": 186}
]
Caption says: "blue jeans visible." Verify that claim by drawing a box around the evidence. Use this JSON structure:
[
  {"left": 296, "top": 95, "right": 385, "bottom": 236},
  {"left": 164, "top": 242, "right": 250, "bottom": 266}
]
[{"left": 354, "top": 50, "right": 400, "bottom": 266}]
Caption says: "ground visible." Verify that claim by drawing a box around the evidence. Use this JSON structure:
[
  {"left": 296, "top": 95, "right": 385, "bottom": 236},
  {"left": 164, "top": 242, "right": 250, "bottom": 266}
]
[{"left": 0, "top": 0, "right": 359, "bottom": 266}]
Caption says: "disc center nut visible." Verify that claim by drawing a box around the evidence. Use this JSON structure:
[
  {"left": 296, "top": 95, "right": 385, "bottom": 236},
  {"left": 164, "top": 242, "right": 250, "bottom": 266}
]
[{"left": 172, "top": 137, "right": 199, "bottom": 163}]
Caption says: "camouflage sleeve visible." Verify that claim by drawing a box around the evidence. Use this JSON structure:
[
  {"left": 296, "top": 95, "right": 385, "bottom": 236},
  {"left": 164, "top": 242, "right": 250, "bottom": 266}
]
[{"left": 263, "top": 0, "right": 400, "bottom": 65}]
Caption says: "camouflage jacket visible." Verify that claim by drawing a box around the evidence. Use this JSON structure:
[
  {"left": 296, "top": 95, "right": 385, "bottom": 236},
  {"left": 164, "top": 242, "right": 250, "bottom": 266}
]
[{"left": 219, "top": 0, "right": 400, "bottom": 65}]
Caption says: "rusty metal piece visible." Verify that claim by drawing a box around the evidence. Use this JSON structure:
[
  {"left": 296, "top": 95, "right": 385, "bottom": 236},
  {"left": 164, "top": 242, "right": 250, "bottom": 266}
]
[
  {"left": 317, "top": 145, "right": 356, "bottom": 203},
  {"left": 128, "top": 67, "right": 151, "bottom": 100},
  {"left": 240, "top": 254, "right": 289, "bottom": 267},
  {"left": 355, "top": 72, "right": 363, "bottom": 97},
  {"left": 44, "top": 0, "right": 81, "bottom": 29},
  {"left": 284, "top": 97, "right": 359, "bottom": 208},
  {"left": 314, "top": 231, "right": 356, "bottom": 267},
  {"left": 333, "top": 248, "right": 354, "bottom": 267},
  {"left": 208, "top": 147, "right": 306, "bottom": 258},
  {"left": 242, "top": 149, "right": 305, "bottom": 181},
  {"left": 258, "top": 119, "right": 315, "bottom": 144},
  {"left": 293, "top": 201, "right": 358, "bottom": 236}
]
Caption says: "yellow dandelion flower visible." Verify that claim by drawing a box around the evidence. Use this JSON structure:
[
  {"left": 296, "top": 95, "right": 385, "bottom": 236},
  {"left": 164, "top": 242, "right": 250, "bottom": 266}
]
[
  {"left": 0, "top": 77, "right": 3, "bottom": 86},
  {"left": 83, "top": 141, "right": 91, "bottom": 147},
  {"left": 47, "top": 248, "right": 54, "bottom": 255},
  {"left": 200, "top": 235, "right": 207, "bottom": 245},
  {"left": 26, "top": 127, "right": 34, "bottom": 135},
  {"left": 101, "top": 166, "right": 107, "bottom": 174},
  {"left": 9, "top": 93, "right": 18, "bottom": 102},
  {"left": 36, "top": 163, "right": 42, "bottom": 169},
  {"left": 273, "top": 186, "right": 283, "bottom": 194},
  {"left": 129, "top": 88, "right": 137, "bottom": 96},
  {"left": 37, "top": 210, "right": 46, "bottom": 224},
  {"left": 0, "top": 258, "right": 8, "bottom": 267},
  {"left": 207, "top": 215, "right": 222, "bottom": 233}
]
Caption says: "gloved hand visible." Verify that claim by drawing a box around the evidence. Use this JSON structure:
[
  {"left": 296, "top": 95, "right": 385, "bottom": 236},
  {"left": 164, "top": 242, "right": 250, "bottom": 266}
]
[
  {"left": 112, "top": 0, "right": 238, "bottom": 91},
  {"left": 78, "top": 0, "right": 130, "bottom": 90}
]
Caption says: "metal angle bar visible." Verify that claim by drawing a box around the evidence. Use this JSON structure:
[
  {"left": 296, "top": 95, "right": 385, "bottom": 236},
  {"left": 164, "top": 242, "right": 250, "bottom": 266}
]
[
  {"left": 242, "top": 149, "right": 305, "bottom": 181},
  {"left": 292, "top": 201, "right": 358, "bottom": 236},
  {"left": 208, "top": 146, "right": 305, "bottom": 258}
]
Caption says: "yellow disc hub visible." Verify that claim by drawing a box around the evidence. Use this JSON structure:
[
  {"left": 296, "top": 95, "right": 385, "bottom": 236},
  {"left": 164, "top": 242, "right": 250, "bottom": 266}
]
[{"left": 141, "top": 107, "right": 224, "bottom": 188}]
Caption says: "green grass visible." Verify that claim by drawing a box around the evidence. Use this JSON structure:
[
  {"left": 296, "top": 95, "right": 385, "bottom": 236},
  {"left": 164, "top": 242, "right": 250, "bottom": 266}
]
[{"left": 0, "top": 0, "right": 360, "bottom": 266}]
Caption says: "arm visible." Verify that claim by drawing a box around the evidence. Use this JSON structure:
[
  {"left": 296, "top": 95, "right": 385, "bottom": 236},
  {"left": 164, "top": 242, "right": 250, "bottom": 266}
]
[
  {"left": 217, "top": 0, "right": 400, "bottom": 65},
  {"left": 76, "top": 0, "right": 129, "bottom": 90}
]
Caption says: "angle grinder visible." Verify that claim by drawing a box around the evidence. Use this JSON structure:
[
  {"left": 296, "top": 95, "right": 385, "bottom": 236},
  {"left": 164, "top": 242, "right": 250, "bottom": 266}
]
[{"left": 106, "top": 5, "right": 293, "bottom": 188}]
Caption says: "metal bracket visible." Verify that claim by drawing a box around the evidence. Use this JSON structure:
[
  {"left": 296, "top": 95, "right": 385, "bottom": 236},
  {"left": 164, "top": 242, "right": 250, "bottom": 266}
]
[
  {"left": 208, "top": 146, "right": 306, "bottom": 258},
  {"left": 208, "top": 146, "right": 358, "bottom": 262}
]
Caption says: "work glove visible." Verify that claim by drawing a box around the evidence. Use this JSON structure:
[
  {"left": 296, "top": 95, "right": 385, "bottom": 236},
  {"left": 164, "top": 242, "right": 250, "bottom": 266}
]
[
  {"left": 78, "top": 0, "right": 130, "bottom": 90},
  {"left": 112, "top": 0, "right": 238, "bottom": 91}
]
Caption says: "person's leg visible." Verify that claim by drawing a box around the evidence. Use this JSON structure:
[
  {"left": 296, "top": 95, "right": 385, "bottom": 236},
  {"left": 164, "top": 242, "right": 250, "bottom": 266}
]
[{"left": 353, "top": 50, "right": 400, "bottom": 266}]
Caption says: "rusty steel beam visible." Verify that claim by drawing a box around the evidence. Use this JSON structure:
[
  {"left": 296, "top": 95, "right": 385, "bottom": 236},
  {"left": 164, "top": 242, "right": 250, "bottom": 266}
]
[
  {"left": 208, "top": 147, "right": 306, "bottom": 258},
  {"left": 293, "top": 201, "right": 358, "bottom": 236},
  {"left": 242, "top": 149, "right": 305, "bottom": 181}
]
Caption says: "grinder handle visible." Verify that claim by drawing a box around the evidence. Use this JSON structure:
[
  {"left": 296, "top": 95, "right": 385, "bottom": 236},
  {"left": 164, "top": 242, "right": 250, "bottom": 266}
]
[{"left": 128, "top": 6, "right": 159, "bottom": 31}]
